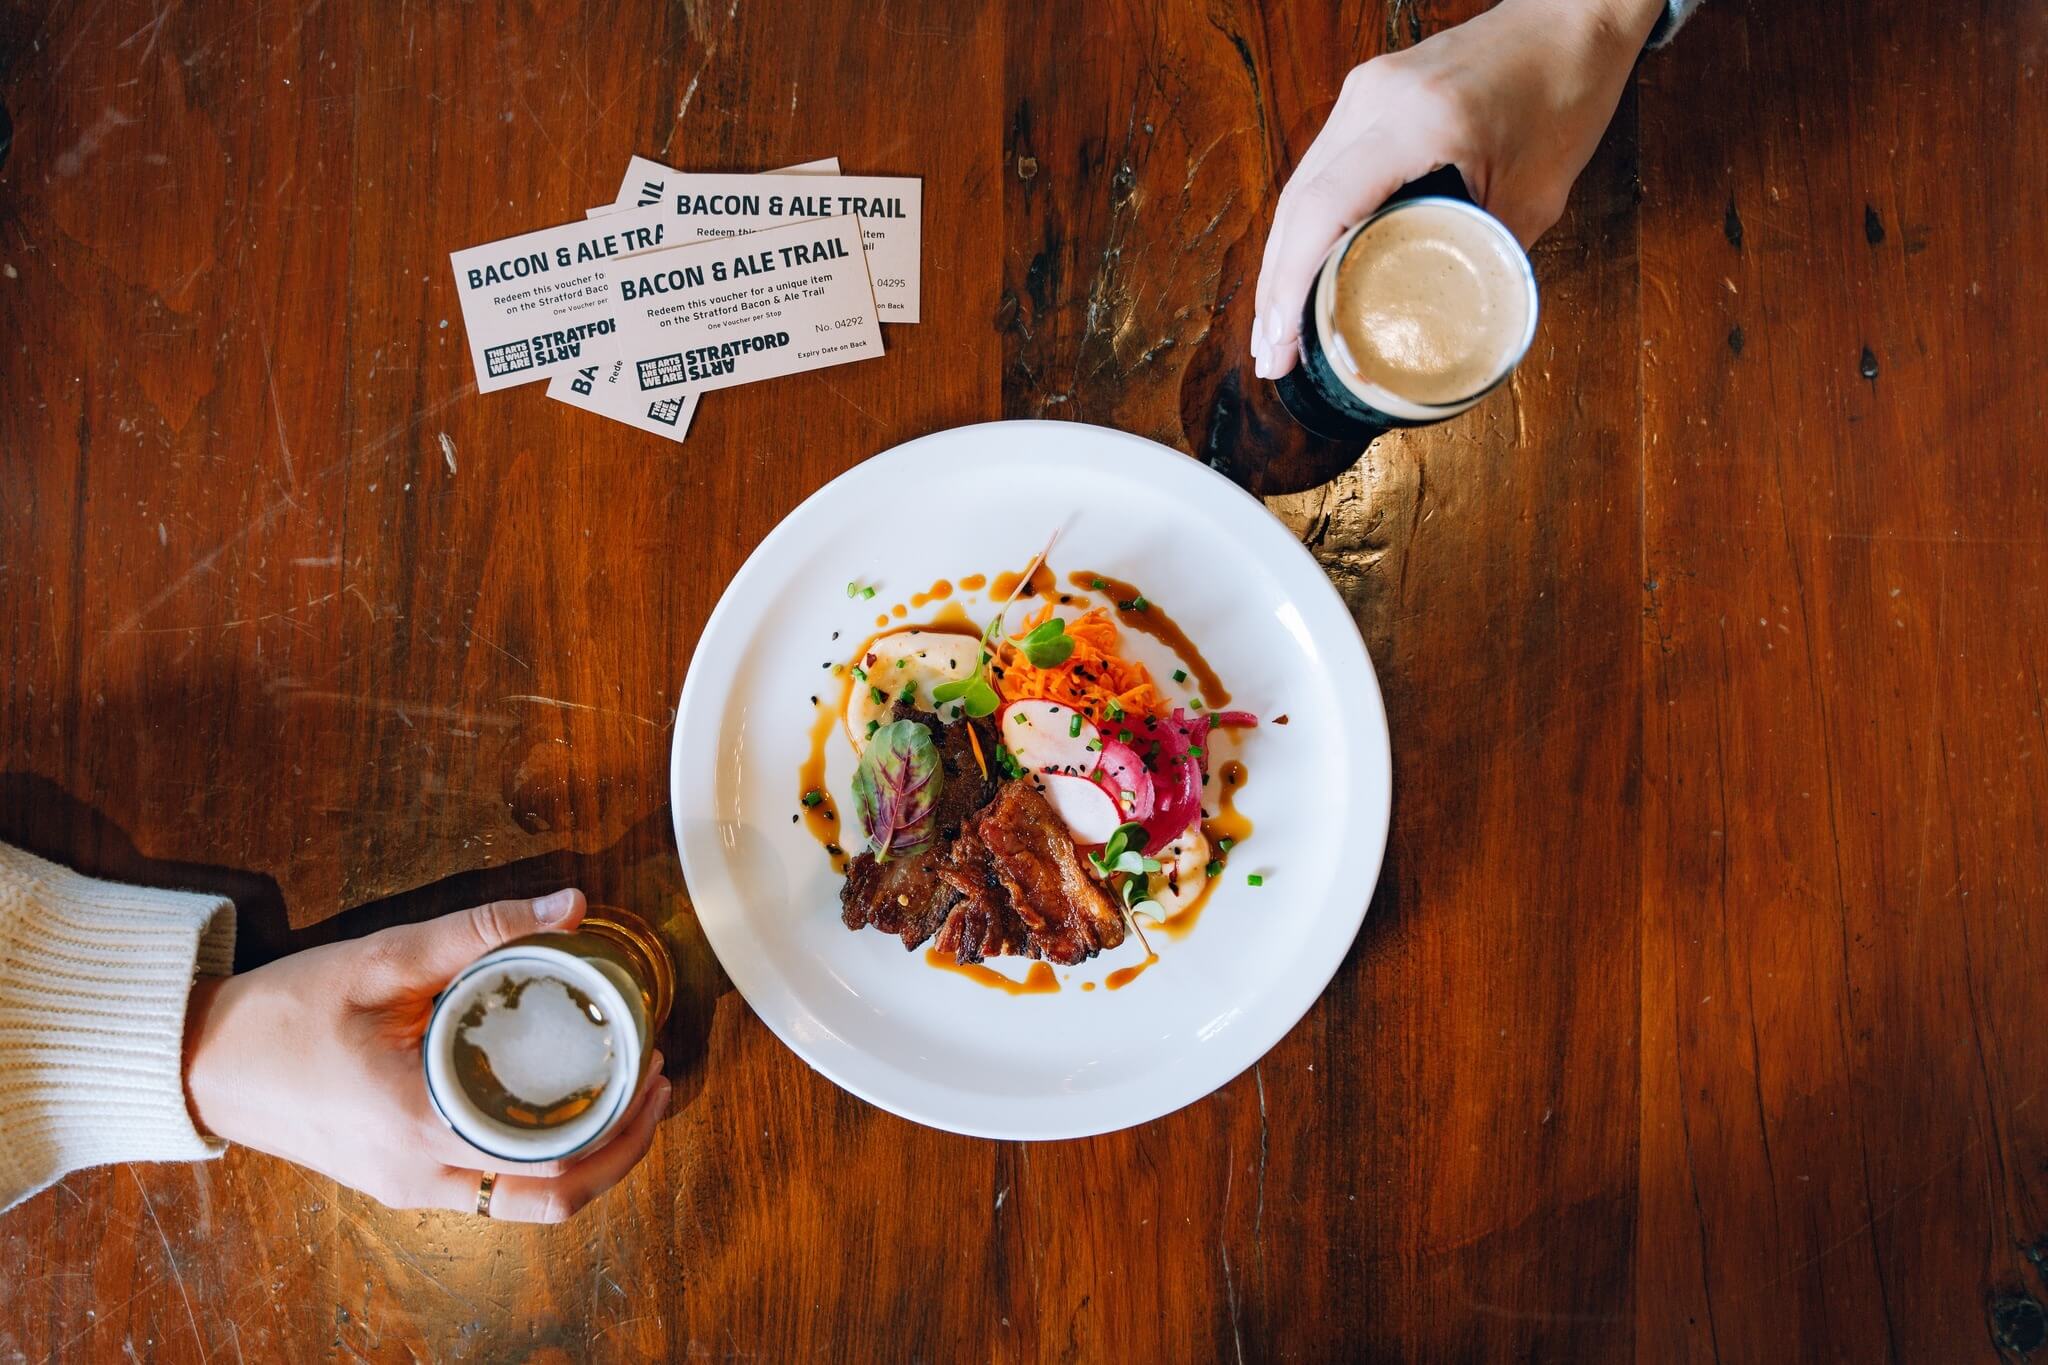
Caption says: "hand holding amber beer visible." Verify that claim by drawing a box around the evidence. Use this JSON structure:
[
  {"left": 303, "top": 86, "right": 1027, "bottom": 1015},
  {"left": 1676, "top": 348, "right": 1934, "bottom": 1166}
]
[
  {"left": 180, "top": 889, "right": 670, "bottom": 1223},
  {"left": 1250, "top": 0, "right": 1669, "bottom": 381}
]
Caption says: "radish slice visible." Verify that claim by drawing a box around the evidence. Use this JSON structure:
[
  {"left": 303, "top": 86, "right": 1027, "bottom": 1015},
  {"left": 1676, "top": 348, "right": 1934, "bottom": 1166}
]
[
  {"left": 1091, "top": 740, "right": 1156, "bottom": 822},
  {"left": 1037, "top": 773, "right": 1123, "bottom": 845},
  {"left": 1135, "top": 710, "right": 1207, "bottom": 855},
  {"left": 999, "top": 699, "right": 1101, "bottom": 777}
]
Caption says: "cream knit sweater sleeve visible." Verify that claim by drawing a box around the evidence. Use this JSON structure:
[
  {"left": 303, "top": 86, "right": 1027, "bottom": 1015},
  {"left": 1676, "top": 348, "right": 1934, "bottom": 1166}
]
[{"left": 0, "top": 842, "right": 236, "bottom": 1213}]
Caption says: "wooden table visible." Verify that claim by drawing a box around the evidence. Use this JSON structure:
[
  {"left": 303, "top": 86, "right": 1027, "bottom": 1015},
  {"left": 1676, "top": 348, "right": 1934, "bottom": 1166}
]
[{"left": 4, "top": 0, "right": 2044, "bottom": 1359}]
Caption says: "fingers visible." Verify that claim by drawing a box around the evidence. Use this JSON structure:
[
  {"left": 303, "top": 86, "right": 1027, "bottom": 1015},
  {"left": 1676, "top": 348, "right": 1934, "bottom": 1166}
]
[
  {"left": 1253, "top": 159, "right": 1434, "bottom": 380},
  {"left": 417, "top": 1065, "right": 672, "bottom": 1224},
  {"left": 366, "top": 888, "right": 587, "bottom": 992},
  {"left": 416, "top": 1047, "right": 666, "bottom": 1180},
  {"left": 419, "top": 1125, "right": 577, "bottom": 1180},
  {"left": 1251, "top": 66, "right": 1456, "bottom": 379}
]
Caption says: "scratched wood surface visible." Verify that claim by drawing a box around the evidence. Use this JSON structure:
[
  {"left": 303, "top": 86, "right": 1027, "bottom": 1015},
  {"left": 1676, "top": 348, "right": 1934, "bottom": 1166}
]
[{"left": 2, "top": 0, "right": 2044, "bottom": 1360}]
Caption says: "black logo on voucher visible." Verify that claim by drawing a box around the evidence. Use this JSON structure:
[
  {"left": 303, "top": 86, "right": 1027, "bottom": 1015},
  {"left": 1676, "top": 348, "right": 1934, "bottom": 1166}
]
[
  {"left": 647, "top": 397, "right": 686, "bottom": 426},
  {"left": 485, "top": 322, "right": 617, "bottom": 378},
  {"left": 484, "top": 340, "right": 534, "bottom": 378},
  {"left": 635, "top": 332, "right": 791, "bottom": 389}
]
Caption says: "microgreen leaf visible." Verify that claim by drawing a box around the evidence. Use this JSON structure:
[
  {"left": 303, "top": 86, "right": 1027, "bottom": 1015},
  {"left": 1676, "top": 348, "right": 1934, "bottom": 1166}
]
[
  {"left": 1021, "top": 617, "right": 1075, "bottom": 668},
  {"left": 850, "top": 720, "right": 944, "bottom": 862}
]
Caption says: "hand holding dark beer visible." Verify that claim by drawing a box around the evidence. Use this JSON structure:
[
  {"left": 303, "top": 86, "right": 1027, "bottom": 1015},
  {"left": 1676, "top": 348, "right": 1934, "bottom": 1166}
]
[
  {"left": 1250, "top": 0, "right": 1667, "bottom": 380},
  {"left": 180, "top": 889, "right": 670, "bottom": 1223}
]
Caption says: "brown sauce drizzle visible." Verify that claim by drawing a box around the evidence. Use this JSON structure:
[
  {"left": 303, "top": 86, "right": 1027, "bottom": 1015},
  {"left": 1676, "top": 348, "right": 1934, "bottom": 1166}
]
[
  {"left": 910, "top": 578, "right": 954, "bottom": 608},
  {"left": 1068, "top": 571, "right": 1231, "bottom": 706},
  {"left": 1153, "top": 757, "right": 1253, "bottom": 941},
  {"left": 891, "top": 603, "right": 907, "bottom": 619},
  {"left": 991, "top": 562, "right": 1056, "bottom": 601},
  {"left": 1105, "top": 952, "right": 1159, "bottom": 990},
  {"left": 923, "top": 948, "right": 1060, "bottom": 994},
  {"left": 800, "top": 681, "right": 853, "bottom": 875},
  {"left": 959, "top": 573, "right": 988, "bottom": 591}
]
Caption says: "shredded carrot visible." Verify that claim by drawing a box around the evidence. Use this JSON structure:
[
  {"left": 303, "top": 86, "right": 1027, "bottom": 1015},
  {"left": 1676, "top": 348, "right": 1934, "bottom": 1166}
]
[{"left": 994, "top": 605, "right": 1166, "bottom": 726}]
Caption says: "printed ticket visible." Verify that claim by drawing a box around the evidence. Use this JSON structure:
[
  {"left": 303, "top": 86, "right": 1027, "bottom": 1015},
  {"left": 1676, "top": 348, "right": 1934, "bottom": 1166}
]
[
  {"left": 610, "top": 214, "right": 883, "bottom": 396},
  {"left": 549, "top": 159, "right": 839, "bottom": 441},
  {"left": 449, "top": 162, "right": 910, "bottom": 394},
  {"left": 594, "top": 157, "right": 839, "bottom": 215},
  {"left": 451, "top": 209, "right": 682, "bottom": 393},
  {"left": 600, "top": 160, "right": 920, "bottom": 323}
]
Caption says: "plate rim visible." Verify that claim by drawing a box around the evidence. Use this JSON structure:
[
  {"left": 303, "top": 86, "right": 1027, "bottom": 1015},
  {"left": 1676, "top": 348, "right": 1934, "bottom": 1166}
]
[{"left": 669, "top": 419, "right": 1392, "bottom": 1139}]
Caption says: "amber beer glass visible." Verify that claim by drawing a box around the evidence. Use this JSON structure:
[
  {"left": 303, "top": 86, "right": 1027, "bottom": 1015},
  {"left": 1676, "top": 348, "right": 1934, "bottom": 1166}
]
[
  {"left": 1274, "top": 166, "right": 1539, "bottom": 445},
  {"left": 422, "top": 905, "right": 675, "bottom": 1164}
]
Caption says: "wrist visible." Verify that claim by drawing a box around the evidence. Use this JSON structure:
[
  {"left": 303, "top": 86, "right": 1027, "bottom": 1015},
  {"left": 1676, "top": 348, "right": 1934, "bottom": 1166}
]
[
  {"left": 182, "top": 975, "right": 231, "bottom": 1142},
  {"left": 1577, "top": 0, "right": 1668, "bottom": 52},
  {"left": 1505, "top": 0, "right": 1665, "bottom": 55}
]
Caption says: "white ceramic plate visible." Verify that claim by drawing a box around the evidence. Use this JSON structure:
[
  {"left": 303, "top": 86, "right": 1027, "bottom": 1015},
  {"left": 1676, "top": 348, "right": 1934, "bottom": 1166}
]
[{"left": 670, "top": 421, "right": 1391, "bottom": 1139}]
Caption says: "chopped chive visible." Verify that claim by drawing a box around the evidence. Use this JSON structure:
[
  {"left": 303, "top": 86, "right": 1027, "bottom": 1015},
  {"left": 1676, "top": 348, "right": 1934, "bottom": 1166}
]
[
  {"left": 1217, "top": 838, "right": 1235, "bottom": 854},
  {"left": 896, "top": 658, "right": 909, "bottom": 669},
  {"left": 861, "top": 586, "right": 877, "bottom": 600},
  {"left": 1133, "top": 596, "right": 1150, "bottom": 612},
  {"left": 1188, "top": 745, "right": 1205, "bottom": 758},
  {"left": 845, "top": 581, "right": 859, "bottom": 598},
  {"left": 866, "top": 720, "right": 880, "bottom": 738},
  {"left": 851, "top": 665, "right": 867, "bottom": 681},
  {"left": 1069, "top": 714, "right": 1083, "bottom": 738},
  {"left": 1247, "top": 874, "right": 1264, "bottom": 887},
  {"left": 1106, "top": 700, "right": 1125, "bottom": 721},
  {"left": 1118, "top": 728, "right": 1133, "bottom": 743},
  {"left": 1205, "top": 859, "right": 1224, "bottom": 878},
  {"left": 1172, "top": 669, "right": 1188, "bottom": 683},
  {"left": 1091, "top": 577, "right": 1108, "bottom": 590},
  {"left": 802, "top": 790, "right": 824, "bottom": 808},
  {"left": 899, "top": 683, "right": 916, "bottom": 702},
  {"left": 1190, "top": 698, "right": 1206, "bottom": 711},
  {"left": 869, "top": 685, "right": 885, "bottom": 704},
  {"left": 1086, "top": 739, "right": 1103, "bottom": 752}
]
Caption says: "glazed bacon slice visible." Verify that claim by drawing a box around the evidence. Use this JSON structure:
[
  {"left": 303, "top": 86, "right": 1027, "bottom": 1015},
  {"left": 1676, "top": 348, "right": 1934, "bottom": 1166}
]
[
  {"left": 973, "top": 780, "right": 1127, "bottom": 965},
  {"left": 931, "top": 828, "right": 1037, "bottom": 963}
]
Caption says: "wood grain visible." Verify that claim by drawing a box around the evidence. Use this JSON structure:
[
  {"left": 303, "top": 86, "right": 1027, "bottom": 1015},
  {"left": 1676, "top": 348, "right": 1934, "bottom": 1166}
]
[{"left": 2, "top": 0, "right": 2044, "bottom": 1360}]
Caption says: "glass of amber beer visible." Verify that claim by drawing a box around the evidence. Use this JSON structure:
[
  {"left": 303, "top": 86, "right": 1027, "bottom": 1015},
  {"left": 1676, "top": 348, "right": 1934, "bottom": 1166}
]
[{"left": 422, "top": 905, "right": 674, "bottom": 1164}]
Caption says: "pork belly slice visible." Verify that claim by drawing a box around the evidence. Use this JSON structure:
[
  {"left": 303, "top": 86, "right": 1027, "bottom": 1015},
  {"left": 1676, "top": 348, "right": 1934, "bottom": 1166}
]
[
  {"left": 838, "top": 708, "right": 999, "bottom": 950},
  {"left": 974, "top": 780, "right": 1127, "bottom": 966},
  {"left": 932, "top": 827, "right": 1037, "bottom": 964}
]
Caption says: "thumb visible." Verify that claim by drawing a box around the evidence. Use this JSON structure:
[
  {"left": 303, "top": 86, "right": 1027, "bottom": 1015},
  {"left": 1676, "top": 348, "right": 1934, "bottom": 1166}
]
[{"left": 373, "top": 889, "right": 587, "bottom": 990}]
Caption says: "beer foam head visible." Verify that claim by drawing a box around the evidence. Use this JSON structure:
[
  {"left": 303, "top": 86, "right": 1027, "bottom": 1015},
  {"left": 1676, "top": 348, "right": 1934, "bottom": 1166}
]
[
  {"left": 1323, "top": 199, "right": 1535, "bottom": 413},
  {"left": 456, "top": 971, "right": 615, "bottom": 1115},
  {"left": 423, "top": 944, "right": 640, "bottom": 1163}
]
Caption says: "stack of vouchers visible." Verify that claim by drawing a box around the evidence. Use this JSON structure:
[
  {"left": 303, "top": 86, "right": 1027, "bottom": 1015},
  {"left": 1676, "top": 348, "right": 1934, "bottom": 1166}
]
[{"left": 449, "top": 156, "right": 918, "bottom": 442}]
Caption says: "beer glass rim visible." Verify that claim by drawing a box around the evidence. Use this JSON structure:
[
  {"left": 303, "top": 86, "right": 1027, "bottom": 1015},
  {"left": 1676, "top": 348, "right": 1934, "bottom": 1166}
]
[
  {"left": 1312, "top": 195, "right": 1539, "bottom": 420},
  {"left": 421, "top": 942, "right": 642, "bottom": 1165}
]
